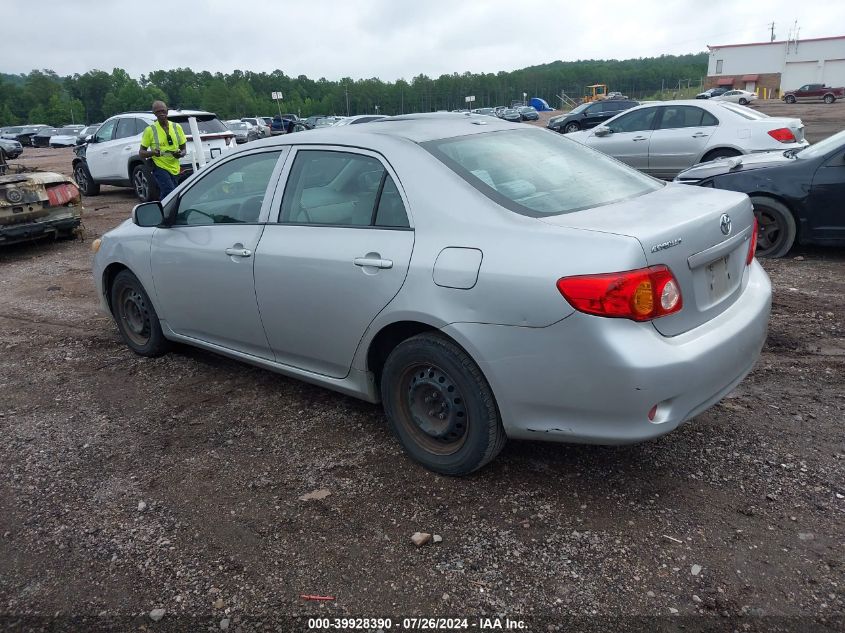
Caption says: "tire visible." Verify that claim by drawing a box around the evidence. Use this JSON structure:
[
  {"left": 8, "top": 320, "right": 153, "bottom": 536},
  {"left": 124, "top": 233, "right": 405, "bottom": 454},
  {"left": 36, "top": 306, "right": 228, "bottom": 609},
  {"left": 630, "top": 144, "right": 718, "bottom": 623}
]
[
  {"left": 750, "top": 196, "right": 796, "bottom": 258},
  {"left": 132, "top": 162, "right": 159, "bottom": 202},
  {"left": 380, "top": 333, "right": 506, "bottom": 476},
  {"left": 73, "top": 161, "right": 100, "bottom": 196},
  {"left": 564, "top": 122, "right": 581, "bottom": 134},
  {"left": 702, "top": 148, "right": 741, "bottom": 162},
  {"left": 823, "top": 94, "right": 835, "bottom": 104},
  {"left": 739, "top": 98, "right": 748, "bottom": 105},
  {"left": 785, "top": 95, "right": 796, "bottom": 104},
  {"left": 110, "top": 270, "right": 170, "bottom": 357}
]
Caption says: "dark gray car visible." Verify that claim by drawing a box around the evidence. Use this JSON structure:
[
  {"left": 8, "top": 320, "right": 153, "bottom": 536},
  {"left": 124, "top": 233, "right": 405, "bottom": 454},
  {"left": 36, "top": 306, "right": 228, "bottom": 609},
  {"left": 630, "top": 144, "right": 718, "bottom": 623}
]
[{"left": 548, "top": 100, "right": 639, "bottom": 134}]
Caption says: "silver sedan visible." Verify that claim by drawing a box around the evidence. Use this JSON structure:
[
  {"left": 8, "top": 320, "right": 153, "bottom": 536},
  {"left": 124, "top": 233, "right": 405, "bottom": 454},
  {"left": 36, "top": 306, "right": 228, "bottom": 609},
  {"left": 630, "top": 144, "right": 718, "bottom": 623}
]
[{"left": 92, "top": 114, "right": 771, "bottom": 475}]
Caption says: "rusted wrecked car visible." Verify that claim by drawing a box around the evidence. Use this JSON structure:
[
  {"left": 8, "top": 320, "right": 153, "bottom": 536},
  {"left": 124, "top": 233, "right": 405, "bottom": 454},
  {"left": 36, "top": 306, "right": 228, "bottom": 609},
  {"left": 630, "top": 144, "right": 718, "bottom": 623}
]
[{"left": 0, "top": 168, "right": 83, "bottom": 246}]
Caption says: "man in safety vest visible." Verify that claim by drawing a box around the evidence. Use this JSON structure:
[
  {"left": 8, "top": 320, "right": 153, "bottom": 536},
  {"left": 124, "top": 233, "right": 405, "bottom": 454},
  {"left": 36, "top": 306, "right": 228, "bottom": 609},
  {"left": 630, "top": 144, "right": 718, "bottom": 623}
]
[{"left": 139, "top": 100, "right": 187, "bottom": 199}]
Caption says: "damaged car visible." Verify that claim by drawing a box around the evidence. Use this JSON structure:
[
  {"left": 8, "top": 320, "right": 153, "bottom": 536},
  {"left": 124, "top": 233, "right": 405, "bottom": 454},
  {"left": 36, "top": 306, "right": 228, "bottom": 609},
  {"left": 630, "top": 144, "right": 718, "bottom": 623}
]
[{"left": 0, "top": 170, "right": 83, "bottom": 246}]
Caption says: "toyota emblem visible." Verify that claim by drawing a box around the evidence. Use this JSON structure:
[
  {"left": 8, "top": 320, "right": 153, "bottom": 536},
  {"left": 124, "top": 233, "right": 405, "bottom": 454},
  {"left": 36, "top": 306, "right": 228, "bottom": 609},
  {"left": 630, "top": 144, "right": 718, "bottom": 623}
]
[{"left": 720, "top": 213, "right": 732, "bottom": 236}]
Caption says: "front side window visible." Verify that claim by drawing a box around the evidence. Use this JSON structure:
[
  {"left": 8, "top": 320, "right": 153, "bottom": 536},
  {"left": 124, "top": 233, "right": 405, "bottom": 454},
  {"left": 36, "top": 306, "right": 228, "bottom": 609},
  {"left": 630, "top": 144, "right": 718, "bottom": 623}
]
[
  {"left": 94, "top": 119, "right": 117, "bottom": 142},
  {"left": 658, "top": 106, "right": 718, "bottom": 129},
  {"left": 423, "top": 129, "right": 662, "bottom": 217},
  {"left": 607, "top": 107, "right": 658, "bottom": 133},
  {"left": 279, "top": 150, "right": 409, "bottom": 228},
  {"left": 174, "top": 151, "right": 282, "bottom": 225}
]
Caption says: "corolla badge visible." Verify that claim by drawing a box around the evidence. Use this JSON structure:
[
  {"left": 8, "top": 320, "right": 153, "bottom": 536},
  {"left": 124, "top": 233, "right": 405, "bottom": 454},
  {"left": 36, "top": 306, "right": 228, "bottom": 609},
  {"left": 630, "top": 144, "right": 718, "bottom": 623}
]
[
  {"left": 720, "top": 213, "right": 732, "bottom": 236},
  {"left": 651, "top": 238, "right": 683, "bottom": 253}
]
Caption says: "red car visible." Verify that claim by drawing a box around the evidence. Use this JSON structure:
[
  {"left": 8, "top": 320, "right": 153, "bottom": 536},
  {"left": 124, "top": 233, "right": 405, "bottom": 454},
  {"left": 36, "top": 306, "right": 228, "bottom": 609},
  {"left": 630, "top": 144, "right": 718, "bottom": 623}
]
[{"left": 782, "top": 83, "right": 844, "bottom": 104}]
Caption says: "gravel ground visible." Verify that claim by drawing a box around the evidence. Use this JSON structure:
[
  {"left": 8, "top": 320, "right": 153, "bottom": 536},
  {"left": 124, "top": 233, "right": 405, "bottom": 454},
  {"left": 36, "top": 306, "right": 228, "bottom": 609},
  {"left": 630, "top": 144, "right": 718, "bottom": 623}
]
[{"left": 0, "top": 103, "right": 843, "bottom": 632}]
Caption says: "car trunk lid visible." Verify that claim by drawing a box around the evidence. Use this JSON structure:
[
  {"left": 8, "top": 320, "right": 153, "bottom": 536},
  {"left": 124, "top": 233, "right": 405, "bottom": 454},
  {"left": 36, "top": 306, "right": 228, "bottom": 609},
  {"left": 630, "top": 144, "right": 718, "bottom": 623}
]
[{"left": 538, "top": 184, "right": 756, "bottom": 336}]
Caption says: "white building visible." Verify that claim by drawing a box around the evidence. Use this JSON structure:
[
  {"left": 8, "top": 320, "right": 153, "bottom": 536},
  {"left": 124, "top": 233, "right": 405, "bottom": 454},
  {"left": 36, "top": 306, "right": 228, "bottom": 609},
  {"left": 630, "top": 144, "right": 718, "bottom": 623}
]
[{"left": 706, "top": 35, "right": 845, "bottom": 98}]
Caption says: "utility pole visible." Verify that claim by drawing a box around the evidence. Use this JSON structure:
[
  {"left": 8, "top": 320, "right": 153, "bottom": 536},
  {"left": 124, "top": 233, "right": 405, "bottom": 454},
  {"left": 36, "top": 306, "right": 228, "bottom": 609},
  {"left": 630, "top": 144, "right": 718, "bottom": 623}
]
[
  {"left": 769, "top": 22, "right": 775, "bottom": 42},
  {"left": 345, "top": 84, "right": 350, "bottom": 116}
]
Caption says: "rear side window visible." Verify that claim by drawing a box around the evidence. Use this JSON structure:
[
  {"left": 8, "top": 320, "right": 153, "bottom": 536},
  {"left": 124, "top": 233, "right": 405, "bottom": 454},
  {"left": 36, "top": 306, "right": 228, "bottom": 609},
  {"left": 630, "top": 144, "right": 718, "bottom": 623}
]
[
  {"left": 114, "top": 118, "right": 138, "bottom": 140},
  {"left": 423, "top": 129, "right": 662, "bottom": 217}
]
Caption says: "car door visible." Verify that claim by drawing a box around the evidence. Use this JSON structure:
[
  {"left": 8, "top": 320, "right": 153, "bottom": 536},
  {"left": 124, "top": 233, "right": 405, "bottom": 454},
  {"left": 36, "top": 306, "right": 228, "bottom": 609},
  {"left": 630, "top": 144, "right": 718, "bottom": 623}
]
[
  {"left": 84, "top": 118, "right": 119, "bottom": 181},
  {"left": 806, "top": 147, "right": 845, "bottom": 241},
  {"left": 254, "top": 147, "right": 415, "bottom": 378},
  {"left": 581, "top": 102, "right": 605, "bottom": 128},
  {"left": 647, "top": 105, "right": 719, "bottom": 178},
  {"left": 149, "top": 148, "right": 287, "bottom": 359},
  {"left": 586, "top": 106, "right": 658, "bottom": 171}
]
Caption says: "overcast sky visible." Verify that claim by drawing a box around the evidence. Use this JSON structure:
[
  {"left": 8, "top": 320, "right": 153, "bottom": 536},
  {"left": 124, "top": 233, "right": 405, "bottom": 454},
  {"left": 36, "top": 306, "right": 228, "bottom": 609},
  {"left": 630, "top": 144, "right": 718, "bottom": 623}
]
[{"left": 5, "top": 0, "right": 843, "bottom": 81}]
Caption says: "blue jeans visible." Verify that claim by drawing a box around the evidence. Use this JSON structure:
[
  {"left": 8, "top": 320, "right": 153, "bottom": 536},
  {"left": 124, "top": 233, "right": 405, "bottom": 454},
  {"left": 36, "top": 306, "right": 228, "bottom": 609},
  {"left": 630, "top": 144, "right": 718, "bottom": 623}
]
[{"left": 152, "top": 166, "right": 179, "bottom": 200}]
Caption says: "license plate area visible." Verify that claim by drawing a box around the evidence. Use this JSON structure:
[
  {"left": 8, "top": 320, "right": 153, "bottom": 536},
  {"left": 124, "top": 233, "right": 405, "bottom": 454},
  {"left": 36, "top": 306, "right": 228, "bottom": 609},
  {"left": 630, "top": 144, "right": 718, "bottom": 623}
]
[{"left": 707, "top": 254, "right": 731, "bottom": 302}]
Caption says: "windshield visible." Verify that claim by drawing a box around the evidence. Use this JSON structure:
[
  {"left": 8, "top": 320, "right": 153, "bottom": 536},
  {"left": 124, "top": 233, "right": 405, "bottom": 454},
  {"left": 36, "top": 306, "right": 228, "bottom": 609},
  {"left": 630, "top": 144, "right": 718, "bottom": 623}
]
[
  {"left": 568, "top": 103, "right": 590, "bottom": 115},
  {"left": 56, "top": 127, "right": 80, "bottom": 135},
  {"left": 227, "top": 122, "right": 248, "bottom": 130},
  {"left": 422, "top": 129, "right": 662, "bottom": 217},
  {"left": 796, "top": 129, "right": 845, "bottom": 160},
  {"left": 718, "top": 103, "right": 769, "bottom": 120},
  {"left": 171, "top": 115, "right": 228, "bottom": 136},
  {"left": 4, "top": 127, "right": 24, "bottom": 133}
]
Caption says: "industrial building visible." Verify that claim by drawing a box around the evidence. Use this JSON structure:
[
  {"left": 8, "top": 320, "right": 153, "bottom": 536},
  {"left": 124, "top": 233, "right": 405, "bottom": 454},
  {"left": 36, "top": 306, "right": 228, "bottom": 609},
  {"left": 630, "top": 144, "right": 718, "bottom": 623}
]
[{"left": 706, "top": 35, "right": 845, "bottom": 98}]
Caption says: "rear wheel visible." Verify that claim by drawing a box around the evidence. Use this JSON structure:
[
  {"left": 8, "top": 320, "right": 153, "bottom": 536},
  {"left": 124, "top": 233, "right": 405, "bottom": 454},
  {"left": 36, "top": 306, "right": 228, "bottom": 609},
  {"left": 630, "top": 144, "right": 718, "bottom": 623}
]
[
  {"left": 381, "top": 333, "right": 506, "bottom": 475},
  {"left": 823, "top": 94, "right": 835, "bottom": 104},
  {"left": 73, "top": 162, "right": 100, "bottom": 196},
  {"left": 785, "top": 94, "right": 796, "bottom": 104},
  {"left": 110, "top": 270, "right": 170, "bottom": 357},
  {"left": 132, "top": 163, "right": 159, "bottom": 202},
  {"left": 750, "top": 196, "right": 796, "bottom": 258},
  {"left": 564, "top": 122, "right": 581, "bottom": 134}
]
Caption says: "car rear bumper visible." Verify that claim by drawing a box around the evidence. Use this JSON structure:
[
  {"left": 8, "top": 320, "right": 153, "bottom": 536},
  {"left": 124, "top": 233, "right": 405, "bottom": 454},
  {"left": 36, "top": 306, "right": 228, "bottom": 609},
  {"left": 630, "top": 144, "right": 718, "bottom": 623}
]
[
  {"left": 442, "top": 261, "right": 771, "bottom": 444},
  {"left": 0, "top": 209, "right": 81, "bottom": 245}
]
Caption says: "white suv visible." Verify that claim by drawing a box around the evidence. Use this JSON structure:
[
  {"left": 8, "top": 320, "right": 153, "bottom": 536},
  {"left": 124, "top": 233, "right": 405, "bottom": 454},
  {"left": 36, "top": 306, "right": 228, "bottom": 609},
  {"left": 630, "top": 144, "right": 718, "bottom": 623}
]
[{"left": 72, "top": 109, "right": 236, "bottom": 202}]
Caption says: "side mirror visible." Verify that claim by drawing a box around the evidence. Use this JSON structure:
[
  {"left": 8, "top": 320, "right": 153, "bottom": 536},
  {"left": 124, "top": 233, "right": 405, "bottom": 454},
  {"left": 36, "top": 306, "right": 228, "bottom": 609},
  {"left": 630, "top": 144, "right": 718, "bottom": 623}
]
[
  {"left": 132, "top": 201, "right": 164, "bottom": 227},
  {"left": 594, "top": 126, "right": 612, "bottom": 137}
]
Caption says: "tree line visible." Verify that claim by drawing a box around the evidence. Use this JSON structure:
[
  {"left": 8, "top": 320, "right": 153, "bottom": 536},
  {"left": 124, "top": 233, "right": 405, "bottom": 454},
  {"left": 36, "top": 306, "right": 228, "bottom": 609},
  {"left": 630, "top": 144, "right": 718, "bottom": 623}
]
[{"left": 0, "top": 53, "right": 707, "bottom": 126}]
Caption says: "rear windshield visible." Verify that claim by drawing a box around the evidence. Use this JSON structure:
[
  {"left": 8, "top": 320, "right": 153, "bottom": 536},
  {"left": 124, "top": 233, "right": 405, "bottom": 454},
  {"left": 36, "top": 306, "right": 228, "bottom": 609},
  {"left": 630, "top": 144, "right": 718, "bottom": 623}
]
[
  {"left": 171, "top": 115, "right": 228, "bottom": 136},
  {"left": 422, "top": 129, "right": 662, "bottom": 217},
  {"left": 227, "top": 122, "right": 248, "bottom": 130}
]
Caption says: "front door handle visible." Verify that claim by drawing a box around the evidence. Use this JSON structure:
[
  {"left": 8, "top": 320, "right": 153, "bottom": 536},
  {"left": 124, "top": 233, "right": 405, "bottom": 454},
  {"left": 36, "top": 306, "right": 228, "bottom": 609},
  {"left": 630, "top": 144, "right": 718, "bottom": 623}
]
[
  {"left": 225, "top": 247, "right": 252, "bottom": 258},
  {"left": 632, "top": 136, "right": 648, "bottom": 141},
  {"left": 354, "top": 257, "right": 393, "bottom": 269},
  {"left": 691, "top": 132, "right": 709, "bottom": 138}
]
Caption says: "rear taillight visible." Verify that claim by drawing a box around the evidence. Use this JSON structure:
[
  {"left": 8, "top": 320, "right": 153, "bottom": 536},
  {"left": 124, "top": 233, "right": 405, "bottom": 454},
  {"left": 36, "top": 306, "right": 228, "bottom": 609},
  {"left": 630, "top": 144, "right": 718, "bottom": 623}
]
[
  {"left": 747, "top": 216, "right": 758, "bottom": 264},
  {"left": 557, "top": 265, "right": 683, "bottom": 321},
  {"left": 46, "top": 183, "right": 80, "bottom": 206},
  {"left": 767, "top": 127, "right": 796, "bottom": 143}
]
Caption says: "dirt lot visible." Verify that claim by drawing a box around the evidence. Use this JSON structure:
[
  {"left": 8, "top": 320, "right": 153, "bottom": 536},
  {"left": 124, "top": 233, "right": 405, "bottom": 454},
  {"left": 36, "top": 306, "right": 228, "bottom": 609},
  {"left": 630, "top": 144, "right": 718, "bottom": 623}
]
[{"left": 1, "top": 103, "right": 844, "bottom": 632}]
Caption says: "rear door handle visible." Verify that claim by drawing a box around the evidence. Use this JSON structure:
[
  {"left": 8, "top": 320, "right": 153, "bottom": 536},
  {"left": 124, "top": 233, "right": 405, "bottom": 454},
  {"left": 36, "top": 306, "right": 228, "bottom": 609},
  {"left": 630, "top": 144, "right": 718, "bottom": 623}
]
[
  {"left": 354, "top": 257, "right": 393, "bottom": 269},
  {"left": 225, "top": 247, "right": 252, "bottom": 257},
  {"left": 692, "top": 132, "right": 709, "bottom": 138},
  {"left": 632, "top": 136, "right": 648, "bottom": 141}
]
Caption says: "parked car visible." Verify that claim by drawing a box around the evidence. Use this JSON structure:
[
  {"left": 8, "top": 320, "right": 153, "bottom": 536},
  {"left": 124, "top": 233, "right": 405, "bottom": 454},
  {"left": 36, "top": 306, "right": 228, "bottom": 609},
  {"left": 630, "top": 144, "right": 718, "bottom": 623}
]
[
  {"left": 0, "top": 138, "right": 23, "bottom": 159},
  {"left": 606, "top": 92, "right": 629, "bottom": 100},
  {"left": 72, "top": 109, "right": 236, "bottom": 202},
  {"left": 696, "top": 87, "right": 730, "bottom": 99},
  {"left": 225, "top": 120, "right": 261, "bottom": 143},
  {"left": 782, "top": 83, "right": 844, "bottom": 104},
  {"left": 2, "top": 124, "right": 49, "bottom": 146},
  {"left": 91, "top": 114, "right": 770, "bottom": 475},
  {"left": 517, "top": 106, "right": 540, "bottom": 121},
  {"left": 498, "top": 108, "right": 522, "bottom": 122},
  {"left": 302, "top": 115, "right": 329, "bottom": 129},
  {"left": 240, "top": 117, "right": 270, "bottom": 138},
  {"left": 333, "top": 115, "right": 386, "bottom": 126},
  {"left": 548, "top": 100, "right": 639, "bottom": 134},
  {"left": 675, "top": 128, "right": 845, "bottom": 258},
  {"left": 1, "top": 171, "right": 82, "bottom": 246},
  {"left": 471, "top": 107, "right": 496, "bottom": 116},
  {"left": 567, "top": 100, "right": 807, "bottom": 179},
  {"left": 48, "top": 126, "right": 86, "bottom": 147},
  {"left": 31, "top": 127, "right": 61, "bottom": 147},
  {"left": 712, "top": 89, "right": 758, "bottom": 105},
  {"left": 76, "top": 124, "right": 102, "bottom": 145},
  {"left": 314, "top": 116, "right": 344, "bottom": 128}
]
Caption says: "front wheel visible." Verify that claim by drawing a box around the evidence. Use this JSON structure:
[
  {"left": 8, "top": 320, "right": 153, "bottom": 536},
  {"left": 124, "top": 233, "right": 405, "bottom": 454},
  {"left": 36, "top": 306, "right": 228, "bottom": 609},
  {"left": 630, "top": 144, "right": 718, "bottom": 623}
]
[
  {"left": 739, "top": 98, "right": 748, "bottom": 105},
  {"left": 823, "top": 94, "right": 835, "bottom": 104},
  {"left": 73, "top": 162, "right": 100, "bottom": 196},
  {"left": 750, "top": 196, "right": 796, "bottom": 258},
  {"left": 564, "top": 122, "right": 581, "bottom": 134},
  {"left": 110, "top": 270, "right": 171, "bottom": 357},
  {"left": 785, "top": 95, "right": 796, "bottom": 104},
  {"left": 381, "top": 333, "right": 506, "bottom": 475},
  {"left": 132, "top": 163, "right": 159, "bottom": 202}
]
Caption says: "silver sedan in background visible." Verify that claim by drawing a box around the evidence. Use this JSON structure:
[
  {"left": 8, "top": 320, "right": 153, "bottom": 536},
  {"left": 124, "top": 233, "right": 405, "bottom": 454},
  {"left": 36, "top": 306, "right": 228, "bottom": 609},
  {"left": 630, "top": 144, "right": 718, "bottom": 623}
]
[
  {"left": 92, "top": 115, "right": 771, "bottom": 475},
  {"left": 566, "top": 99, "right": 806, "bottom": 179}
]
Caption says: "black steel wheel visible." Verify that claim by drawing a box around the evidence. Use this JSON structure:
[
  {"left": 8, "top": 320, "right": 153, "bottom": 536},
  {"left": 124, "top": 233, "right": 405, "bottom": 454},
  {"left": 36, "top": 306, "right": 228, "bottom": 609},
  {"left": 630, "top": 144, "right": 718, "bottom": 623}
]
[
  {"left": 750, "top": 196, "right": 796, "bottom": 259},
  {"left": 381, "top": 333, "right": 506, "bottom": 475},
  {"left": 73, "top": 162, "right": 100, "bottom": 196},
  {"left": 132, "top": 163, "right": 159, "bottom": 202},
  {"left": 564, "top": 122, "right": 581, "bottom": 134},
  {"left": 110, "top": 270, "right": 170, "bottom": 357}
]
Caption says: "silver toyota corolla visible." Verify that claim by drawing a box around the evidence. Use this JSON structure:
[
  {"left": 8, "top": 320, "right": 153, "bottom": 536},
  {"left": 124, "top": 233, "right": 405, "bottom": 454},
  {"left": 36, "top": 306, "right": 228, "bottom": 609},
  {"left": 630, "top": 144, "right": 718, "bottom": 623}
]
[{"left": 91, "top": 113, "right": 772, "bottom": 475}]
